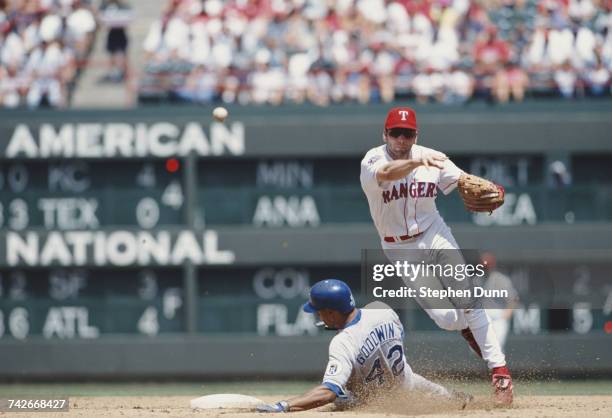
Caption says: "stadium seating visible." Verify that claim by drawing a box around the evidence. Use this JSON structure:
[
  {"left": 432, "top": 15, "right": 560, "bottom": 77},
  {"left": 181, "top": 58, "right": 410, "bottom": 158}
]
[
  {"left": 0, "top": 0, "right": 97, "bottom": 108},
  {"left": 138, "top": 0, "right": 611, "bottom": 105}
]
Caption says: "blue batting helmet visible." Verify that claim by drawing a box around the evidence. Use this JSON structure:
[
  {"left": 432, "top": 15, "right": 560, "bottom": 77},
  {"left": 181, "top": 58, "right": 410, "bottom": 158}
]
[{"left": 303, "top": 279, "right": 355, "bottom": 314}]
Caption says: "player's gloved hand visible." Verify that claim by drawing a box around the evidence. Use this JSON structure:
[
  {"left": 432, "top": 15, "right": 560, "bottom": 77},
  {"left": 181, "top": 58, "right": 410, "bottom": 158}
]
[
  {"left": 256, "top": 400, "right": 289, "bottom": 413},
  {"left": 333, "top": 391, "right": 358, "bottom": 410}
]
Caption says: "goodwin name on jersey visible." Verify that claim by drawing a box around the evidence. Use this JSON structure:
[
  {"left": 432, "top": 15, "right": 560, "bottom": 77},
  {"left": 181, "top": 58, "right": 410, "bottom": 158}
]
[
  {"left": 356, "top": 321, "right": 398, "bottom": 365},
  {"left": 322, "top": 307, "right": 408, "bottom": 398}
]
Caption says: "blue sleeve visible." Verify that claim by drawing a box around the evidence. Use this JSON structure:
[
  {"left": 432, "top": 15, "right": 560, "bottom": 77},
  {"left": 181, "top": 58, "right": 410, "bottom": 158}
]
[{"left": 322, "top": 382, "right": 347, "bottom": 398}]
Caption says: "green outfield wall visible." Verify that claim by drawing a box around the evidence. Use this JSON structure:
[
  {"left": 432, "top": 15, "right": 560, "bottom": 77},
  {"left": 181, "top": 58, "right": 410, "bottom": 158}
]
[{"left": 0, "top": 333, "right": 609, "bottom": 380}]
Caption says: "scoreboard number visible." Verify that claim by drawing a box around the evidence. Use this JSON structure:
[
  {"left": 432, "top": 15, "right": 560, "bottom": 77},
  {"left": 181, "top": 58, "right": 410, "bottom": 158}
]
[
  {"left": 572, "top": 303, "right": 593, "bottom": 334},
  {"left": 0, "top": 163, "right": 29, "bottom": 192},
  {"left": 162, "top": 288, "right": 182, "bottom": 320},
  {"left": 0, "top": 308, "right": 31, "bottom": 340},
  {"left": 9, "top": 307, "right": 29, "bottom": 340},
  {"left": 8, "top": 199, "right": 29, "bottom": 230},
  {"left": 136, "top": 163, "right": 156, "bottom": 188},
  {"left": 138, "top": 306, "right": 159, "bottom": 336},
  {"left": 603, "top": 290, "right": 612, "bottom": 316},
  {"left": 572, "top": 266, "right": 591, "bottom": 296},
  {"left": 161, "top": 181, "right": 183, "bottom": 210},
  {"left": 9, "top": 271, "right": 27, "bottom": 301},
  {"left": 138, "top": 270, "right": 158, "bottom": 300},
  {"left": 136, "top": 198, "right": 160, "bottom": 229}
]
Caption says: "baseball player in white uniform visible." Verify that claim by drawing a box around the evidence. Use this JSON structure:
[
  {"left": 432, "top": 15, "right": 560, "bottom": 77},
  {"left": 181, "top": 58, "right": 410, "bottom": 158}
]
[
  {"left": 359, "top": 107, "right": 513, "bottom": 405},
  {"left": 257, "top": 279, "right": 472, "bottom": 413},
  {"left": 481, "top": 252, "right": 519, "bottom": 348}
]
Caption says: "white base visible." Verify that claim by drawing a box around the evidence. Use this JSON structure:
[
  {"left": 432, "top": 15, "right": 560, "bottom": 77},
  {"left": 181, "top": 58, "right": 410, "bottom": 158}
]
[{"left": 190, "top": 393, "right": 264, "bottom": 410}]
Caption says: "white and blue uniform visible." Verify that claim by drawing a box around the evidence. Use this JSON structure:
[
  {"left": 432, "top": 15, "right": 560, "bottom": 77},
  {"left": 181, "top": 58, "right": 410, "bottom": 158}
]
[{"left": 322, "top": 306, "right": 449, "bottom": 403}]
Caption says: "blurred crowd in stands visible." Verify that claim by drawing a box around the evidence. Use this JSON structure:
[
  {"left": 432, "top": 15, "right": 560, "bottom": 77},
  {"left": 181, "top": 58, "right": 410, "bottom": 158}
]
[
  {"left": 0, "top": 0, "right": 97, "bottom": 108},
  {"left": 140, "top": 0, "right": 612, "bottom": 105},
  {"left": 0, "top": 0, "right": 132, "bottom": 108},
  {"left": 2, "top": 0, "right": 611, "bottom": 108}
]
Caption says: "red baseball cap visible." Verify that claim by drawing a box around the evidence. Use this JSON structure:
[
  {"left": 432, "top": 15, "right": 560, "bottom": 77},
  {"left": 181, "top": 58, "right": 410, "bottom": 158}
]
[{"left": 384, "top": 107, "right": 418, "bottom": 130}]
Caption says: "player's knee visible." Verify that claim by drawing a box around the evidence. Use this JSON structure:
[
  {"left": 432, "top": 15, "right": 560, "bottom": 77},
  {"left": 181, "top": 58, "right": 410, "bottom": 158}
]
[
  {"left": 464, "top": 308, "right": 490, "bottom": 329},
  {"left": 431, "top": 310, "right": 463, "bottom": 330}
]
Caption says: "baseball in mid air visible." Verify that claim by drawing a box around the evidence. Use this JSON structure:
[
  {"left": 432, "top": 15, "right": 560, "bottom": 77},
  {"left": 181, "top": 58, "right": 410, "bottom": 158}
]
[{"left": 212, "top": 106, "right": 229, "bottom": 122}]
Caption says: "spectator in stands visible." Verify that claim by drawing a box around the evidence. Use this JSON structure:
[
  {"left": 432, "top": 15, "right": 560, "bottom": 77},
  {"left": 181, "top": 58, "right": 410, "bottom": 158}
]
[
  {"left": 329, "top": 68, "right": 347, "bottom": 104},
  {"left": 174, "top": 64, "right": 217, "bottom": 103},
  {"left": 306, "top": 61, "right": 333, "bottom": 107},
  {"left": 0, "top": 0, "right": 95, "bottom": 108},
  {"left": 572, "top": 23, "right": 597, "bottom": 70},
  {"left": 493, "top": 61, "right": 529, "bottom": 103},
  {"left": 248, "top": 49, "right": 286, "bottom": 106},
  {"left": 412, "top": 66, "right": 435, "bottom": 104},
  {"left": 474, "top": 26, "right": 509, "bottom": 68},
  {"left": 286, "top": 52, "right": 311, "bottom": 104},
  {"left": 548, "top": 24, "right": 574, "bottom": 68},
  {"left": 568, "top": 0, "right": 597, "bottom": 23},
  {"left": 25, "top": 39, "right": 76, "bottom": 108},
  {"left": 524, "top": 24, "right": 553, "bottom": 71},
  {"left": 473, "top": 27, "right": 511, "bottom": 101},
  {"left": 99, "top": 0, "right": 132, "bottom": 83},
  {"left": 446, "top": 64, "right": 474, "bottom": 104},
  {"left": 0, "top": 61, "right": 28, "bottom": 107},
  {"left": 369, "top": 40, "right": 397, "bottom": 103},
  {"left": 554, "top": 60, "right": 579, "bottom": 99},
  {"left": 356, "top": 70, "right": 373, "bottom": 105},
  {"left": 217, "top": 66, "right": 244, "bottom": 104},
  {"left": 585, "top": 56, "right": 610, "bottom": 97},
  {"left": 66, "top": 0, "right": 97, "bottom": 62},
  {"left": 142, "top": 0, "right": 190, "bottom": 63}
]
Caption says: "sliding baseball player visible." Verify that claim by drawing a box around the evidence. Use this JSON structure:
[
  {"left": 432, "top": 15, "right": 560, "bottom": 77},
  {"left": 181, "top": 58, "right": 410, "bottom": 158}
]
[{"left": 257, "top": 279, "right": 472, "bottom": 412}]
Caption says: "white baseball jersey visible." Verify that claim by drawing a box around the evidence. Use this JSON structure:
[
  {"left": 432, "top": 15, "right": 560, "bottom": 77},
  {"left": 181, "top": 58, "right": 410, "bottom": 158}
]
[
  {"left": 322, "top": 307, "right": 409, "bottom": 399},
  {"left": 360, "top": 144, "right": 463, "bottom": 242}
]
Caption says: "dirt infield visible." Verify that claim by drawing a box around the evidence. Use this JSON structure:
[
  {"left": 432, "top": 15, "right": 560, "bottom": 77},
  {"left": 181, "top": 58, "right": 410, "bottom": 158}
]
[{"left": 20, "top": 394, "right": 612, "bottom": 418}]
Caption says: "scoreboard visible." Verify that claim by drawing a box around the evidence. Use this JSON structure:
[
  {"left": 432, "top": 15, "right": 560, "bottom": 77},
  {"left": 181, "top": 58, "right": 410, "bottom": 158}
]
[
  {"left": 2, "top": 154, "right": 610, "bottom": 234},
  {"left": 2, "top": 263, "right": 610, "bottom": 340},
  {"left": 0, "top": 159, "right": 184, "bottom": 229},
  {"left": 198, "top": 158, "right": 367, "bottom": 226},
  {"left": 0, "top": 268, "right": 184, "bottom": 338},
  {"left": 2, "top": 146, "right": 611, "bottom": 232},
  {"left": 0, "top": 111, "right": 611, "bottom": 341}
]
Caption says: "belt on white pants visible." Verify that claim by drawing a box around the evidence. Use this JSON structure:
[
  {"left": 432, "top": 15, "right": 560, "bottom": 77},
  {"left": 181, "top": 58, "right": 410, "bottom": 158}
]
[{"left": 383, "top": 232, "right": 423, "bottom": 243}]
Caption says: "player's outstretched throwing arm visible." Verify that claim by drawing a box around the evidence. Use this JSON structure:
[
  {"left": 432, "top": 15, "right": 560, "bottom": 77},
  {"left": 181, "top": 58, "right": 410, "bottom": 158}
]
[{"left": 376, "top": 153, "right": 447, "bottom": 182}]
